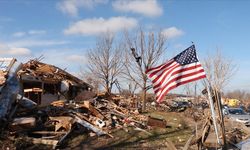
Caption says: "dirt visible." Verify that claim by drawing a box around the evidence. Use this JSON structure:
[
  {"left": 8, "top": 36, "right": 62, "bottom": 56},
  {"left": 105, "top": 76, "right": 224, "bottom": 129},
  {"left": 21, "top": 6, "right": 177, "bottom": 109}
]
[{"left": 62, "top": 111, "right": 195, "bottom": 150}]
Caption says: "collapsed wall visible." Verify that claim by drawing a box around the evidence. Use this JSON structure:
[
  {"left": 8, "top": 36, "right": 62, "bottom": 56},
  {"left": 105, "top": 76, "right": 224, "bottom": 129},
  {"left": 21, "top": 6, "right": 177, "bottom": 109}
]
[{"left": 0, "top": 58, "right": 91, "bottom": 123}]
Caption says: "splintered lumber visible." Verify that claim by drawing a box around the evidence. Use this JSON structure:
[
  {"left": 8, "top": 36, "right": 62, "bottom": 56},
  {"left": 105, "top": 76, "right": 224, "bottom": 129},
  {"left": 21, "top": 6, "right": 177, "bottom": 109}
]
[
  {"left": 10, "top": 117, "right": 36, "bottom": 131},
  {"left": 32, "top": 131, "right": 68, "bottom": 135},
  {"left": 21, "top": 60, "right": 90, "bottom": 89},
  {"left": 79, "top": 101, "right": 105, "bottom": 120},
  {"left": 0, "top": 70, "right": 6, "bottom": 86},
  {"left": 0, "top": 60, "right": 22, "bottom": 122},
  {"left": 31, "top": 138, "right": 58, "bottom": 149},
  {"left": 49, "top": 116, "right": 73, "bottom": 132},
  {"left": 108, "top": 100, "right": 129, "bottom": 114},
  {"left": 50, "top": 100, "right": 65, "bottom": 107},
  {"left": 57, "top": 125, "right": 75, "bottom": 146},
  {"left": 72, "top": 113, "right": 107, "bottom": 136}
]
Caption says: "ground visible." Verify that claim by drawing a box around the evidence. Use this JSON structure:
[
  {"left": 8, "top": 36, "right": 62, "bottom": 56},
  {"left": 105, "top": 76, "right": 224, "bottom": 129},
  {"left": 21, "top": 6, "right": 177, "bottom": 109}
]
[
  {"left": 62, "top": 111, "right": 196, "bottom": 150},
  {"left": 0, "top": 110, "right": 198, "bottom": 150}
]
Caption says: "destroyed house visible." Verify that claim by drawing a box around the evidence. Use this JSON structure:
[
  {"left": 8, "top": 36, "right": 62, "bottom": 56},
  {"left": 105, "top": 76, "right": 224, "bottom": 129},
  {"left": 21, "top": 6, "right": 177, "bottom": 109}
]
[{"left": 18, "top": 59, "right": 91, "bottom": 105}]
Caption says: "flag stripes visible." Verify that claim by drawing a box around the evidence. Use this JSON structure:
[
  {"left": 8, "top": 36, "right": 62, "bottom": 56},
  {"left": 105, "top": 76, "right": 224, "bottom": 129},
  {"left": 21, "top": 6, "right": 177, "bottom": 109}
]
[{"left": 146, "top": 45, "right": 206, "bottom": 103}]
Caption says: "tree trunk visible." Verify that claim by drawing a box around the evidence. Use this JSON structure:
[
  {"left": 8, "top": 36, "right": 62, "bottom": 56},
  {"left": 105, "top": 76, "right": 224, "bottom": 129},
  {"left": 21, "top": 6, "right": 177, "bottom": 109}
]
[
  {"left": 142, "top": 80, "right": 147, "bottom": 111},
  {"left": 105, "top": 80, "right": 110, "bottom": 94}
]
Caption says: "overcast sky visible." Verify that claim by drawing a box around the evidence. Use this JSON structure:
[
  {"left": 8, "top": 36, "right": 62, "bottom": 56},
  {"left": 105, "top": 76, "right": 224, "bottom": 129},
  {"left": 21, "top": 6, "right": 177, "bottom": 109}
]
[{"left": 0, "top": 0, "right": 250, "bottom": 92}]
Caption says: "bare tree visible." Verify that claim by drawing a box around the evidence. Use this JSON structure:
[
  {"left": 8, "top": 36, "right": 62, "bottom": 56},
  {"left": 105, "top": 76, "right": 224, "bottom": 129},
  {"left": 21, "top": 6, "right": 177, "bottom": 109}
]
[
  {"left": 87, "top": 33, "right": 123, "bottom": 94},
  {"left": 226, "top": 90, "right": 247, "bottom": 100},
  {"left": 184, "top": 82, "right": 198, "bottom": 96},
  {"left": 79, "top": 72, "right": 101, "bottom": 93},
  {"left": 203, "top": 49, "right": 237, "bottom": 92},
  {"left": 123, "top": 29, "right": 167, "bottom": 110}
]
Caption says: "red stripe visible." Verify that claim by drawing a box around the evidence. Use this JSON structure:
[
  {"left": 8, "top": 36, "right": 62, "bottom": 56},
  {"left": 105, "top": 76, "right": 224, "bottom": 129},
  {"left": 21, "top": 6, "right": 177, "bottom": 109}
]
[
  {"left": 154, "top": 68, "right": 205, "bottom": 97},
  {"left": 156, "top": 68, "right": 205, "bottom": 94},
  {"left": 146, "top": 59, "right": 174, "bottom": 75},
  {"left": 151, "top": 63, "right": 179, "bottom": 82},
  {"left": 146, "top": 63, "right": 165, "bottom": 74},
  {"left": 152, "top": 65, "right": 201, "bottom": 88},
  {"left": 153, "top": 65, "right": 204, "bottom": 92},
  {"left": 156, "top": 74, "right": 206, "bottom": 103},
  {"left": 149, "top": 63, "right": 177, "bottom": 79},
  {"left": 153, "top": 64, "right": 180, "bottom": 92}
]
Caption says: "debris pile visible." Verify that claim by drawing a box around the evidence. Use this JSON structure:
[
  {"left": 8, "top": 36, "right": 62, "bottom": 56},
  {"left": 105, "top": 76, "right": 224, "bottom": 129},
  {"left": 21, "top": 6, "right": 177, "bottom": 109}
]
[
  {"left": 6, "top": 95, "right": 149, "bottom": 149},
  {"left": 2, "top": 57, "right": 250, "bottom": 149},
  {"left": 0, "top": 58, "right": 153, "bottom": 149}
]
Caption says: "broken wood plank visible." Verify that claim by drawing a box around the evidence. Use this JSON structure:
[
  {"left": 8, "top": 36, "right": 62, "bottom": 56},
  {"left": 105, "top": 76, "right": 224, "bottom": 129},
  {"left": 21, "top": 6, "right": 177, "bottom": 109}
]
[
  {"left": 31, "top": 138, "right": 58, "bottom": 149},
  {"left": 10, "top": 117, "right": 36, "bottom": 131},
  {"left": 71, "top": 113, "right": 107, "bottom": 136},
  {"left": 78, "top": 101, "right": 105, "bottom": 120},
  {"left": 50, "top": 100, "right": 65, "bottom": 107},
  {"left": 0, "top": 70, "right": 6, "bottom": 86},
  {"left": 49, "top": 116, "right": 73, "bottom": 132},
  {"left": 57, "top": 125, "right": 75, "bottom": 146},
  {"left": 32, "top": 131, "right": 67, "bottom": 135}
]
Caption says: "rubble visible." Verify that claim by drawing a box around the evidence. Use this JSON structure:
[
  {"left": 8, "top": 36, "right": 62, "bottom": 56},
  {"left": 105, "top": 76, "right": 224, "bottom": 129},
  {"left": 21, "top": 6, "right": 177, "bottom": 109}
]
[
  {"left": 10, "top": 117, "right": 36, "bottom": 132},
  {"left": 147, "top": 116, "right": 167, "bottom": 128},
  {"left": 0, "top": 58, "right": 154, "bottom": 149},
  {"left": 1, "top": 92, "right": 150, "bottom": 149},
  {"left": 1, "top": 57, "right": 250, "bottom": 149}
]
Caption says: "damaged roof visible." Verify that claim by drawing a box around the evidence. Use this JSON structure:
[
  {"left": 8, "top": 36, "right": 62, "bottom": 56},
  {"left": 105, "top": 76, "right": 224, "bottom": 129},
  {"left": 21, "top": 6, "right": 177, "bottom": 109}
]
[{"left": 19, "top": 59, "right": 91, "bottom": 89}]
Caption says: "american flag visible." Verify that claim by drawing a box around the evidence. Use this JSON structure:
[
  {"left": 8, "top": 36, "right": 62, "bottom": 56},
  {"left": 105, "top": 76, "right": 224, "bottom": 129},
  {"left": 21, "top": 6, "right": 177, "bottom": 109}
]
[{"left": 146, "top": 45, "right": 206, "bottom": 103}]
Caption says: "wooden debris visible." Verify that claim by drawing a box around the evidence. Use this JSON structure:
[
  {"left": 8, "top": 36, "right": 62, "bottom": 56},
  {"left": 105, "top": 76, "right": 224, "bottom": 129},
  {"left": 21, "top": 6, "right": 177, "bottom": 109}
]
[
  {"left": 49, "top": 116, "right": 73, "bottom": 131},
  {"left": 79, "top": 101, "right": 105, "bottom": 120},
  {"left": 72, "top": 113, "right": 108, "bottom": 136},
  {"left": 0, "top": 70, "right": 6, "bottom": 86},
  {"left": 31, "top": 138, "right": 58, "bottom": 149},
  {"left": 32, "top": 131, "right": 68, "bottom": 135},
  {"left": 10, "top": 117, "right": 36, "bottom": 131},
  {"left": 0, "top": 58, "right": 155, "bottom": 149},
  {"left": 50, "top": 100, "right": 66, "bottom": 107},
  {"left": 147, "top": 116, "right": 167, "bottom": 128}
]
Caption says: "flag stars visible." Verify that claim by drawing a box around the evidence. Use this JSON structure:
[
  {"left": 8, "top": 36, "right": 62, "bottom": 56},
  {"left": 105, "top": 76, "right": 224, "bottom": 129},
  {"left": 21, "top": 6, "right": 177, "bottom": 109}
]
[{"left": 174, "top": 45, "right": 198, "bottom": 65}]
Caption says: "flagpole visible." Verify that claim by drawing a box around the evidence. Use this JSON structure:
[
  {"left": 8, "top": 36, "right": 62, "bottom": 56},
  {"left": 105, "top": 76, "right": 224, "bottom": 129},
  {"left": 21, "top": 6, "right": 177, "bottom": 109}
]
[{"left": 205, "top": 80, "right": 221, "bottom": 145}]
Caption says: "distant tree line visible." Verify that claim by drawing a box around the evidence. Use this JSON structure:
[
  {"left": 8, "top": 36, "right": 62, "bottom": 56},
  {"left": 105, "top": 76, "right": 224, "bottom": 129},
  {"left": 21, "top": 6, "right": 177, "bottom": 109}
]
[{"left": 224, "top": 90, "right": 250, "bottom": 102}]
